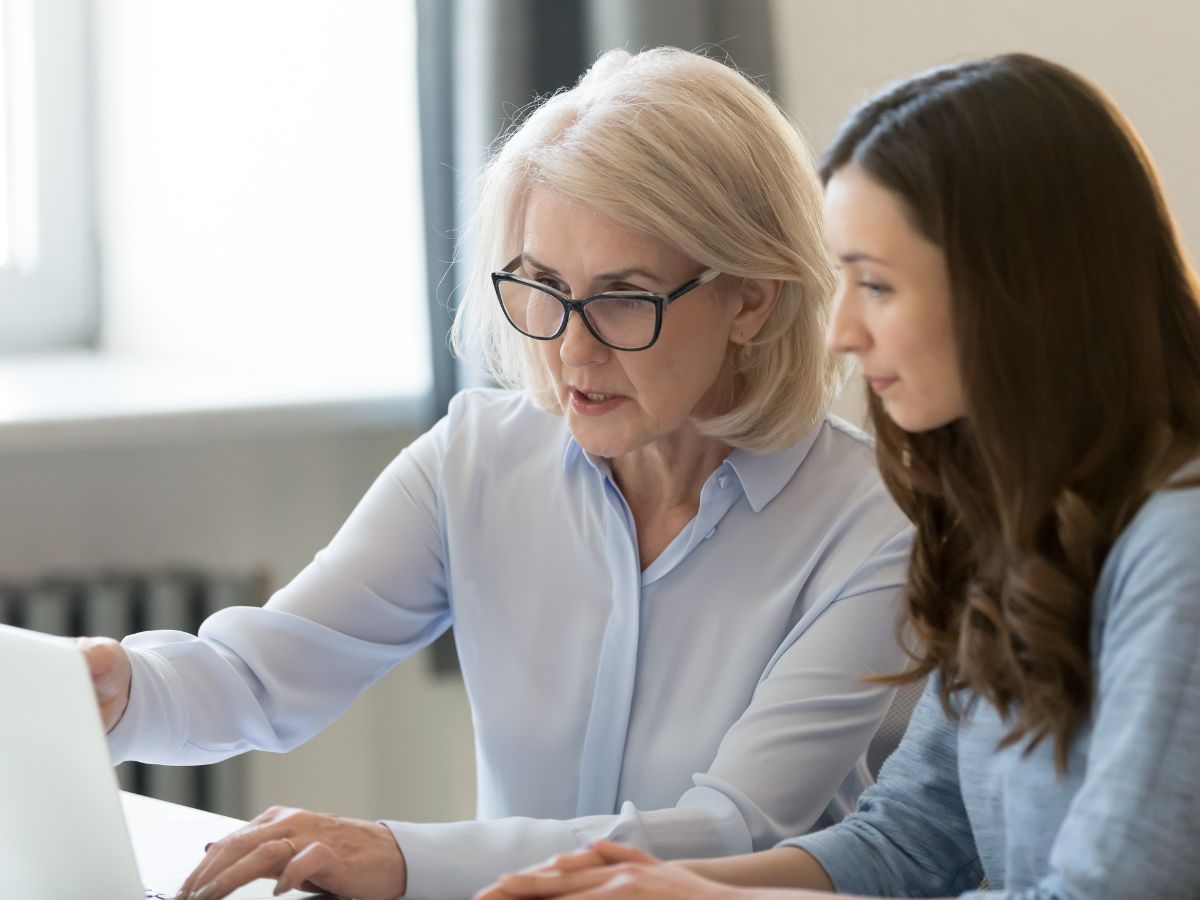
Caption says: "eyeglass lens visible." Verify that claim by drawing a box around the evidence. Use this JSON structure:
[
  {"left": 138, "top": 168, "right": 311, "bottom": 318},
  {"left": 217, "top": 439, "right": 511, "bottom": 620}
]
[{"left": 497, "top": 280, "right": 658, "bottom": 350}]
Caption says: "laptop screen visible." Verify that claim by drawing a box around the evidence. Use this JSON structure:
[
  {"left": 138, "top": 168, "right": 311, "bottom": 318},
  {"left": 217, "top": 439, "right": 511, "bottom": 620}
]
[{"left": 0, "top": 624, "right": 146, "bottom": 898}]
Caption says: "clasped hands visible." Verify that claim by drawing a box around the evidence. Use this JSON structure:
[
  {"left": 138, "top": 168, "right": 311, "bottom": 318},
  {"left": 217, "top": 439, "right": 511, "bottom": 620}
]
[{"left": 474, "top": 841, "right": 738, "bottom": 900}]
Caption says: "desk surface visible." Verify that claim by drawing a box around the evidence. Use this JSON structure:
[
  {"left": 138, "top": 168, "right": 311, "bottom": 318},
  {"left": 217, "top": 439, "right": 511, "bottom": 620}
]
[{"left": 121, "top": 792, "right": 320, "bottom": 899}]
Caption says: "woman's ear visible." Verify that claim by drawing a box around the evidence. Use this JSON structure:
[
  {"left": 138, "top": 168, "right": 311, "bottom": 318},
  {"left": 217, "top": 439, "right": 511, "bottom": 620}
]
[{"left": 729, "top": 278, "right": 783, "bottom": 344}]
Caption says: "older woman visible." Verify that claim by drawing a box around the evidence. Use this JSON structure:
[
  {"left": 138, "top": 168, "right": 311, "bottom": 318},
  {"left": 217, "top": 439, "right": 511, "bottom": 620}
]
[{"left": 82, "top": 48, "right": 911, "bottom": 900}]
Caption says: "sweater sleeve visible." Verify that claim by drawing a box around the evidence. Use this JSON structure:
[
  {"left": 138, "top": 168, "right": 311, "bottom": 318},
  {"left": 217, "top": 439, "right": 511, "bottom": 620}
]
[
  {"left": 959, "top": 486, "right": 1200, "bottom": 900},
  {"left": 779, "top": 674, "right": 984, "bottom": 897},
  {"left": 791, "top": 485, "right": 1200, "bottom": 900}
]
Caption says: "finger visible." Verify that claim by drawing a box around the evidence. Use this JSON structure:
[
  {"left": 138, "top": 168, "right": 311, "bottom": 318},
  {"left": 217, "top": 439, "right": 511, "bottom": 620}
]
[
  {"left": 76, "top": 637, "right": 132, "bottom": 729},
  {"left": 551, "top": 848, "right": 609, "bottom": 873},
  {"left": 511, "top": 848, "right": 605, "bottom": 879},
  {"left": 587, "top": 841, "right": 659, "bottom": 866},
  {"left": 177, "top": 836, "right": 222, "bottom": 898},
  {"left": 497, "top": 866, "right": 621, "bottom": 898},
  {"left": 189, "top": 837, "right": 295, "bottom": 899},
  {"left": 272, "top": 841, "right": 338, "bottom": 896},
  {"left": 562, "top": 869, "right": 668, "bottom": 900},
  {"left": 556, "top": 882, "right": 638, "bottom": 900},
  {"left": 177, "top": 820, "right": 284, "bottom": 899},
  {"left": 78, "top": 637, "right": 116, "bottom": 681},
  {"left": 474, "top": 850, "right": 590, "bottom": 898},
  {"left": 474, "top": 884, "right": 522, "bottom": 900},
  {"left": 247, "top": 805, "right": 294, "bottom": 826}
]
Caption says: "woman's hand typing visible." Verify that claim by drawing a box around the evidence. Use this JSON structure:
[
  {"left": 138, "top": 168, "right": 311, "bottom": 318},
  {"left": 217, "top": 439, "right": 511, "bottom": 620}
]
[{"left": 174, "top": 804, "right": 406, "bottom": 900}]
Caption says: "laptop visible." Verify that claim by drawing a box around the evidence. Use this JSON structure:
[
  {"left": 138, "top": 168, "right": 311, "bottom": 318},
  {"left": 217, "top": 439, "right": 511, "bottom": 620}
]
[{"left": 0, "top": 623, "right": 319, "bottom": 899}]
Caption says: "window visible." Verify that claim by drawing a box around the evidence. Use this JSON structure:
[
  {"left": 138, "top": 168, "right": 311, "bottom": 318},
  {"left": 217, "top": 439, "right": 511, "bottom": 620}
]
[
  {"left": 2, "top": 1, "right": 430, "bottom": 407},
  {"left": 0, "top": 0, "right": 98, "bottom": 353},
  {"left": 94, "top": 1, "right": 430, "bottom": 400},
  {"left": 0, "top": 4, "right": 10, "bottom": 268}
]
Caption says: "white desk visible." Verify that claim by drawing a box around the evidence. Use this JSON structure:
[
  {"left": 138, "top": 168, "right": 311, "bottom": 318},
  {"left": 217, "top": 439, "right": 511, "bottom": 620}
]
[{"left": 121, "top": 792, "right": 321, "bottom": 899}]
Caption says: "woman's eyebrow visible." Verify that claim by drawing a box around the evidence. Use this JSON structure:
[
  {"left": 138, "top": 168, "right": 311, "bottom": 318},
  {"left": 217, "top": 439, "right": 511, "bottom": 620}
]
[
  {"left": 595, "top": 267, "right": 663, "bottom": 284},
  {"left": 521, "top": 253, "right": 559, "bottom": 275},
  {"left": 521, "top": 255, "right": 664, "bottom": 285},
  {"left": 838, "top": 251, "right": 890, "bottom": 266}
]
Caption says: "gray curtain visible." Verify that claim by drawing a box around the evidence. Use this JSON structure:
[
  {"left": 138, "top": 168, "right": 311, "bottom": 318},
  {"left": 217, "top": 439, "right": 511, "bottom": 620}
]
[{"left": 416, "top": 0, "right": 777, "bottom": 421}]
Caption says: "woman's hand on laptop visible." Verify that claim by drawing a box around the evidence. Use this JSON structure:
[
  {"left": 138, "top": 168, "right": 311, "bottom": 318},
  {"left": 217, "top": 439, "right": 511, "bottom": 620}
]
[
  {"left": 175, "top": 804, "right": 407, "bottom": 900},
  {"left": 75, "top": 637, "right": 132, "bottom": 732}
]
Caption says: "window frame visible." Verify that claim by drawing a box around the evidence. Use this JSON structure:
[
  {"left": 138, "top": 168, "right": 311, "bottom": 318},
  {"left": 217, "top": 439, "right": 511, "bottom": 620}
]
[{"left": 0, "top": 0, "right": 98, "bottom": 353}]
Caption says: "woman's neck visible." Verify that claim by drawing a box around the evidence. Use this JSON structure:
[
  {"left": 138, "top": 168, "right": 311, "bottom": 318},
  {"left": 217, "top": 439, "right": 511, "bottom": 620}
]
[{"left": 609, "top": 426, "right": 734, "bottom": 568}]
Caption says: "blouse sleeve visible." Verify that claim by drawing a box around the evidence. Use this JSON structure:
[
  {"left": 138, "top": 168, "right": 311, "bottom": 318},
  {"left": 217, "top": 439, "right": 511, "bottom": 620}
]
[{"left": 107, "top": 408, "right": 453, "bottom": 765}]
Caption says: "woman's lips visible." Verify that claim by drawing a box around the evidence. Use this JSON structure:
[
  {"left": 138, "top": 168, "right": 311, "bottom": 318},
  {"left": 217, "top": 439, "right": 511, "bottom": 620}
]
[
  {"left": 569, "top": 387, "right": 628, "bottom": 415},
  {"left": 865, "top": 375, "right": 899, "bottom": 395}
]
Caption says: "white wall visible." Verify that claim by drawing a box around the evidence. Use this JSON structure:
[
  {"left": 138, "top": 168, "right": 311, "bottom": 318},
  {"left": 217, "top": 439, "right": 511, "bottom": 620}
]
[
  {"left": 0, "top": 420, "right": 476, "bottom": 824},
  {"left": 772, "top": 0, "right": 1200, "bottom": 427}
]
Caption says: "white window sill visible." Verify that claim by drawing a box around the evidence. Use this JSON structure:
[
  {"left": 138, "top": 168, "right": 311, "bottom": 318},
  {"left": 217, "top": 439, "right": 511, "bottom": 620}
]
[{"left": 0, "top": 351, "right": 432, "bottom": 451}]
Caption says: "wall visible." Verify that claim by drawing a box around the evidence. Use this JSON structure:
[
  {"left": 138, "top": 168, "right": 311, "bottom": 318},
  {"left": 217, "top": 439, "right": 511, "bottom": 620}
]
[
  {"left": 772, "top": 0, "right": 1200, "bottom": 256},
  {"left": 772, "top": 0, "right": 1200, "bottom": 427},
  {"left": 0, "top": 418, "right": 476, "bottom": 824}
]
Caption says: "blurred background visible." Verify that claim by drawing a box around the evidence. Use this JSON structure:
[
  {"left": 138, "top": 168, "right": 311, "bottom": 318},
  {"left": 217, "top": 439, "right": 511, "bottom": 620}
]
[{"left": 0, "top": 0, "right": 1197, "bottom": 824}]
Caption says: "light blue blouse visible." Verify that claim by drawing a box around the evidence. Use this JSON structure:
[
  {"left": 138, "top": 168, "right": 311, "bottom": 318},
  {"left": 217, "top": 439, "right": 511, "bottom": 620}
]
[
  {"left": 783, "top": 474, "right": 1200, "bottom": 899},
  {"left": 108, "top": 388, "right": 912, "bottom": 899}
]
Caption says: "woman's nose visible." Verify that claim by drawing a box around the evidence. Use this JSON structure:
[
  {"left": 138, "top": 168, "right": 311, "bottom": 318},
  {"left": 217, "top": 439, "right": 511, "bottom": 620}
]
[
  {"left": 826, "top": 288, "right": 870, "bottom": 356},
  {"left": 559, "top": 312, "right": 610, "bottom": 367}
]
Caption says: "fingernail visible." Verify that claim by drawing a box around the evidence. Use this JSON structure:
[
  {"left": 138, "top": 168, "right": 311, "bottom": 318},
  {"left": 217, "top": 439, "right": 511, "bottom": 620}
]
[
  {"left": 192, "top": 887, "right": 210, "bottom": 900},
  {"left": 274, "top": 878, "right": 291, "bottom": 896},
  {"left": 204, "top": 842, "right": 214, "bottom": 852}
]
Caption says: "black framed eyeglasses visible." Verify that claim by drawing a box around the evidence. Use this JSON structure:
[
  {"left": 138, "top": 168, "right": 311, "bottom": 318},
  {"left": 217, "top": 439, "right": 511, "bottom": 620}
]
[{"left": 491, "top": 257, "right": 721, "bottom": 351}]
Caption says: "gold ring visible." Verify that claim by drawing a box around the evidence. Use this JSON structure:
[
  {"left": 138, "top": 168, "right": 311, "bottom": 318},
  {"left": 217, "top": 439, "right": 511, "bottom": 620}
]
[{"left": 281, "top": 837, "right": 298, "bottom": 857}]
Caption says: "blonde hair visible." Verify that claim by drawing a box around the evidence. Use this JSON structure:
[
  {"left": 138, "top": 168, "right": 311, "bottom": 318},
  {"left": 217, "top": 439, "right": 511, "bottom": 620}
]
[{"left": 450, "top": 47, "right": 839, "bottom": 451}]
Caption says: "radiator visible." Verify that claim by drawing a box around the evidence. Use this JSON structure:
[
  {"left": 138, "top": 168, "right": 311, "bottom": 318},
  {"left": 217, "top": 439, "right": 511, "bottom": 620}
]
[{"left": 0, "top": 568, "right": 266, "bottom": 819}]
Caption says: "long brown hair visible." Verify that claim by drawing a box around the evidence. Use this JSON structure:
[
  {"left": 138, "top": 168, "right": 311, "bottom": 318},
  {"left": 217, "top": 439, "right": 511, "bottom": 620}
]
[{"left": 823, "top": 54, "right": 1200, "bottom": 768}]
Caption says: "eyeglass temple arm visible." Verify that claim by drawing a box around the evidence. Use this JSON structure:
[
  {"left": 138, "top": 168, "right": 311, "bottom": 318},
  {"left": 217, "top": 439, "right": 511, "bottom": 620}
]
[{"left": 666, "top": 267, "right": 721, "bottom": 301}]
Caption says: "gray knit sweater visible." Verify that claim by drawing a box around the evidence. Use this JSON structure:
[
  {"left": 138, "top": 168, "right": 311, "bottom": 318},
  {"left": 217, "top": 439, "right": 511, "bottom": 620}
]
[{"left": 783, "top": 478, "right": 1200, "bottom": 899}]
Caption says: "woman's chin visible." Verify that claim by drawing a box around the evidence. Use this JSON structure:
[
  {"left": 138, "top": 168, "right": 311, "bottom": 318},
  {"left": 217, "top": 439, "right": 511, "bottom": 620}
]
[
  {"left": 883, "top": 399, "right": 963, "bottom": 434},
  {"left": 568, "top": 429, "right": 629, "bottom": 460},
  {"left": 565, "top": 414, "right": 638, "bottom": 459}
]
